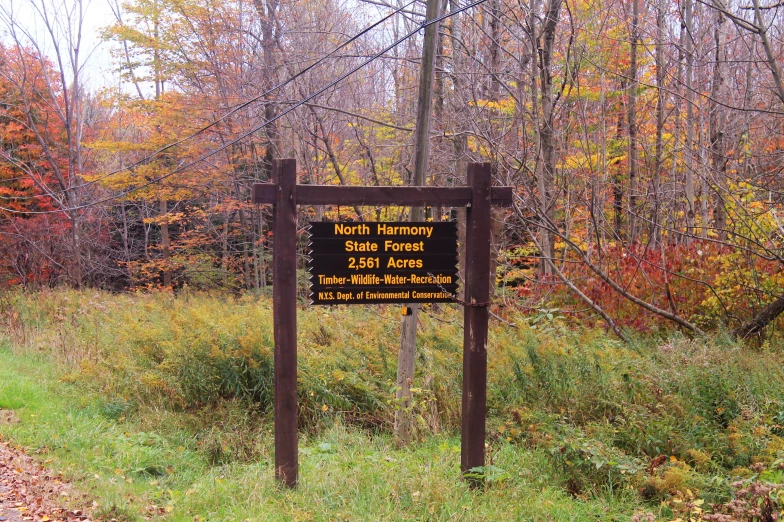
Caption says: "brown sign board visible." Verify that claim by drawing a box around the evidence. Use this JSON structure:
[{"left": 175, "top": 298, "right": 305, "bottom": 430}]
[{"left": 307, "top": 221, "right": 458, "bottom": 305}]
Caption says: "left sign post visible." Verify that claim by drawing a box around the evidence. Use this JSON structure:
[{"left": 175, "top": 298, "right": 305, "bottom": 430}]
[{"left": 272, "top": 159, "right": 298, "bottom": 487}]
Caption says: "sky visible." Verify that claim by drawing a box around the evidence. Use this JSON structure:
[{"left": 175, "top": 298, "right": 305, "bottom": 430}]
[
  {"left": 0, "top": 0, "right": 119, "bottom": 90},
  {"left": 1, "top": 0, "right": 426, "bottom": 93},
  {"left": 80, "top": 0, "right": 120, "bottom": 89}
]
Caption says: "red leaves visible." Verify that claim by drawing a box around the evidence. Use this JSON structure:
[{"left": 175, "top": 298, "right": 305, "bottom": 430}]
[
  {"left": 0, "top": 215, "right": 70, "bottom": 288},
  {"left": 0, "top": 44, "right": 70, "bottom": 217},
  {"left": 548, "top": 240, "right": 738, "bottom": 331}
]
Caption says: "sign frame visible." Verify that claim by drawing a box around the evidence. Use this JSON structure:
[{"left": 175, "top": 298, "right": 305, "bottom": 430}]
[{"left": 253, "top": 159, "right": 512, "bottom": 487}]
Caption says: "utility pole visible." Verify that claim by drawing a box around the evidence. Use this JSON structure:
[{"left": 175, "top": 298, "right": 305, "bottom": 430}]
[
  {"left": 153, "top": 7, "right": 171, "bottom": 289},
  {"left": 394, "top": 0, "right": 441, "bottom": 446}
]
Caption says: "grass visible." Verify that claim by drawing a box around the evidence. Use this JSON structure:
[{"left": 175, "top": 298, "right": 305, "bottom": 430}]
[
  {"left": 0, "top": 346, "right": 642, "bottom": 521},
  {"left": 0, "top": 289, "right": 783, "bottom": 520}
]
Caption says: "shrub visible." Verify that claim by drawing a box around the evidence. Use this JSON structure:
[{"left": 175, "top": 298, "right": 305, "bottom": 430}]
[{"left": 4, "top": 288, "right": 784, "bottom": 506}]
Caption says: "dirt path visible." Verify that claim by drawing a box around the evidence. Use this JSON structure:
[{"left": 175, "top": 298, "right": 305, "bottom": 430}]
[{"left": 0, "top": 435, "right": 93, "bottom": 522}]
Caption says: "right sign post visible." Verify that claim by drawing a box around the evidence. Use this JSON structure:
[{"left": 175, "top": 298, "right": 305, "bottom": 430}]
[{"left": 461, "top": 163, "right": 493, "bottom": 483}]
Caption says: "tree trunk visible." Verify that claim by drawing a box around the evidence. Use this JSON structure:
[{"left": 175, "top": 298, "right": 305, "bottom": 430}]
[
  {"left": 683, "top": 0, "right": 696, "bottom": 241},
  {"left": 734, "top": 293, "right": 784, "bottom": 339},
  {"left": 121, "top": 201, "right": 134, "bottom": 287},
  {"left": 160, "top": 199, "right": 171, "bottom": 288},
  {"left": 395, "top": 0, "right": 441, "bottom": 446},
  {"left": 253, "top": 0, "right": 280, "bottom": 181},
  {"left": 710, "top": 0, "right": 728, "bottom": 240},
  {"left": 450, "top": 0, "right": 469, "bottom": 301},
  {"left": 751, "top": 0, "right": 784, "bottom": 106},
  {"left": 652, "top": 0, "right": 665, "bottom": 246},
  {"left": 699, "top": 111, "right": 711, "bottom": 238},
  {"left": 537, "top": 0, "right": 562, "bottom": 275},
  {"left": 488, "top": 0, "right": 502, "bottom": 295},
  {"left": 670, "top": 12, "right": 683, "bottom": 243},
  {"left": 70, "top": 211, "right": 83, "bottom": 289},
  {"left": 234, "top": 183, "right": 253, "bottom": 291},
  {"left": 627, "top": 0, "right": 640, "bottom": 243},
  {"left": 613, "top": 86, "right": 626, "bottom": 239}
]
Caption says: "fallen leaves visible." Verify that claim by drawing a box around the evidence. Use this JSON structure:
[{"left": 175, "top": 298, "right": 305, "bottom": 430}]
[
  {"left": 0, "top": 439, "right": 94, "bottom": 522},
  {"left": 0, "top": 411, "right": 20, "bottom": 426}
]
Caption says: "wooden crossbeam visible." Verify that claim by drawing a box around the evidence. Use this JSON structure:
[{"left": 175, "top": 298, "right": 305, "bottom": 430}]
[{"left": 253, "top": 184, "right": 514, "bottom": 207}]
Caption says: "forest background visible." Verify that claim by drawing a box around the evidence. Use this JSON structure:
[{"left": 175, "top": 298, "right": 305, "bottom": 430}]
[{"left": 2, "top": 0, "right": 784, "bottom": 338}]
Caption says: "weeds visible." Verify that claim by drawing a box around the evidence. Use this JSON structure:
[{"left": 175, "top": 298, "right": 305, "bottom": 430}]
[{"left": 1, "top": 289, "right": 783, "bottom": 519}]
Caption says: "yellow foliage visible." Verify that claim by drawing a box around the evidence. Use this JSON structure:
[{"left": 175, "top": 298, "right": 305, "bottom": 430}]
[
  {"left": 684, "top": 449, "right": 710, "bottom": 470},
  {"left": 468, "top": 97, "right": 516, "bottom": 115}
]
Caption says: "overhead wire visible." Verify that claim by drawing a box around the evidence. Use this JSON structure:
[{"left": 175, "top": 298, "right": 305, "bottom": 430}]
[{"left": 0, "top": 0, "right": 488, "bottom": 215}]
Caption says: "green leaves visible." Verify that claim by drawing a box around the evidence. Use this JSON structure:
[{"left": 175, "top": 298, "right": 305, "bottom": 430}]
[{"left": 464, "top": 465, "right": 511, "bottom": 485}]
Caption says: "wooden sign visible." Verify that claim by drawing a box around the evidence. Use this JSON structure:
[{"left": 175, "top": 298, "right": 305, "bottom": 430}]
[
  {"left": 253, "top": 159, "right": 513, "bottom": 487},
  {"left": 307, "top": 221, "right": 458, "bottom": 305}
]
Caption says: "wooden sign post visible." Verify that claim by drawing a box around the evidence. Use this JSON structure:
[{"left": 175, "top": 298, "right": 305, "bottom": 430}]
[
  {"left": 254, "top": 160, "right": 512, "bottom": 487},
  {"left": 271, "top": 159, "right": 298, "bottom": 486}
]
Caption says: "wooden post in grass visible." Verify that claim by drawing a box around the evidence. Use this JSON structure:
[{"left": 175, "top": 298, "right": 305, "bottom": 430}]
[
  {"left": 461, "top": 163, "right": 492, "bottom": 482},
  {"left": 272, "top": 159, "right": 298, "bottom": 487}
]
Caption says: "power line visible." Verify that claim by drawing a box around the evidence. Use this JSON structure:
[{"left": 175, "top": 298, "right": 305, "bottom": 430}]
[{"left": 0, "top": 0, "right": 487, "bottom": 215}]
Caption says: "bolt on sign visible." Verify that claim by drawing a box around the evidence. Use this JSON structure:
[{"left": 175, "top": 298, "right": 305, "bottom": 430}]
[
  {"left": 307, "top": 221, "right": 459, "bottom": 305},
  {"left": 253, "top": 159, "right": 513, "bottom": 488}
]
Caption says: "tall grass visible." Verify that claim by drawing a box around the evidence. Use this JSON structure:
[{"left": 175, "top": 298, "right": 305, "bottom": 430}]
[{"left": 2, "top": 288, "right": 784, "bottom": 512}]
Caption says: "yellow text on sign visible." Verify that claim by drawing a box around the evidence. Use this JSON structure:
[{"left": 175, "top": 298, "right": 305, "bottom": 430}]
[{"left": 343, "top": 240, "right": 426, "bottom": 253}]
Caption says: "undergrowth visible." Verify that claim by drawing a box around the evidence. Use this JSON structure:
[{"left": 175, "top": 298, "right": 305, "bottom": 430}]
[{"left": 1, "top": 288, "right": 783, "bottom": 519}]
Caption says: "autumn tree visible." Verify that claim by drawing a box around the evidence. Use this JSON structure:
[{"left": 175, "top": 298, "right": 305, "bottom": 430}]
[{"left": 0, "top": 1, "right": 91, "bottom": 288}]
